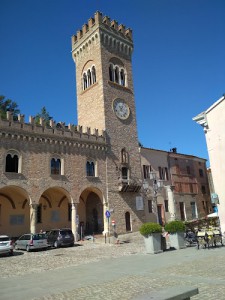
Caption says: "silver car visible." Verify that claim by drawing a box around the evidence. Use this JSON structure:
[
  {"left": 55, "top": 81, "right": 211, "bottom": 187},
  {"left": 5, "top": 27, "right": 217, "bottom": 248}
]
[
  {"left": 15, "top": 233, "right": 49, "bottom": 252},
  {"left": 0, "top": 235, "right": 14, "bottom": 256}
]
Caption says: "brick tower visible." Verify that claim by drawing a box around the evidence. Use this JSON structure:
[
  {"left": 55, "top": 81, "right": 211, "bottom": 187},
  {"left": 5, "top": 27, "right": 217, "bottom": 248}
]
[{"left": 71, "top": 12, "right": 145, "bottom": 233}]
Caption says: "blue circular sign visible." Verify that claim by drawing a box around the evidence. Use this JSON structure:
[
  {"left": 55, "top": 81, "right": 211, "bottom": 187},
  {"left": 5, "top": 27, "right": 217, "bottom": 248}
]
[{"left": 105, "top": 210, "right": 111, "bottom": 218}]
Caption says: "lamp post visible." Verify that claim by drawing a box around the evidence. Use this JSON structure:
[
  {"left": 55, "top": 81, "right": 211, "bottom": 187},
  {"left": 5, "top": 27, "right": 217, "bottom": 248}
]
[{"left": 143, "top": 171, "right": 164, "bottom": 224}]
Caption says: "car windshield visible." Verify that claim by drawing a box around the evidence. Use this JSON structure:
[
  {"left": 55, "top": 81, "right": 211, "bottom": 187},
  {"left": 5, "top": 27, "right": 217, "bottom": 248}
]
[
  {"left": 33, "top": 234, "right": 46, "bottom": 240},
  {"left": 0, "top": 237, "right": 10, "bottom": 242}
]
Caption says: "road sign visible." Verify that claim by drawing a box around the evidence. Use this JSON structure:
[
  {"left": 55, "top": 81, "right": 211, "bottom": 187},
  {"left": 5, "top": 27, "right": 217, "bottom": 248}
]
[{"left": 105, "top": 210, "right": 111, "bottom": 218}]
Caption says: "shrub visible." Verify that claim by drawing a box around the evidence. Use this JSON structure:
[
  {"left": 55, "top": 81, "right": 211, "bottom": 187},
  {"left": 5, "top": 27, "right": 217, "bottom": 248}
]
[
  {"left": 139, "top": 222, "right": 162, "bottom": 237},
  {"left": 164, "top": 220, "right": 185, "bottom": 233}
]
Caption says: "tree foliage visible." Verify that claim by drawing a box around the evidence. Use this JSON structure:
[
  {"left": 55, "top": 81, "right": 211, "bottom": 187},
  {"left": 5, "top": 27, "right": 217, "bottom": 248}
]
[
  {"left": 0, "top": 95, "right": 20, "bottom": 120},
  {"left": 34, "top": 106, "right": 52, "bottom": 126}
]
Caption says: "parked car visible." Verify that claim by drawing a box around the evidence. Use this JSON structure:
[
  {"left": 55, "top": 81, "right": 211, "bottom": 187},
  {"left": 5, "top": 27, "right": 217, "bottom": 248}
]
[
  {"left": 47, "top": 228, "right": 74, "bottom": 248},
  {"left": 0, "top": 235, "right": 14, "bottom": 256},
  {"left": 15, "top": 233, "right": 49, "bottom": 252}
]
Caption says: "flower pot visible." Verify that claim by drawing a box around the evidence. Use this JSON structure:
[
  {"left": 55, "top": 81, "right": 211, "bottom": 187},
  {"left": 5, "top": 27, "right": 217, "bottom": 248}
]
[
  {"left": 143, "top": 232, "right": 163, "bottom": 254},
  {"left": 169, "top": 232, "right": 186, "bottom": 250}
]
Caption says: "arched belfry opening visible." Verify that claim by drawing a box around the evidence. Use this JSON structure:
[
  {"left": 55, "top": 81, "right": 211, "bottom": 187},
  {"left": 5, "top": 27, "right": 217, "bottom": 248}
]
[{"left": 78, "top": 188, "right": 104, "bottom": 236}]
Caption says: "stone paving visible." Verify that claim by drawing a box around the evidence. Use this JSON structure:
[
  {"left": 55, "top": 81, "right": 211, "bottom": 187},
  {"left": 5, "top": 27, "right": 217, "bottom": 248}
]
[{"left": 1, "top": 232, "right": 225, "bottom": 299}]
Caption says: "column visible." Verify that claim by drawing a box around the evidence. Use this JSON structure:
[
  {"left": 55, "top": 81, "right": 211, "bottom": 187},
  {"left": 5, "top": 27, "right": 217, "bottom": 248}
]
[
  {"left": 165, "top": 185, "right": 176, "bottom": 221},
  {"left": 71, "top": 203, "right": 78, "bottom": 242},
  {"left": 30, "top": 203, "right": 38, "bottom": 234}
]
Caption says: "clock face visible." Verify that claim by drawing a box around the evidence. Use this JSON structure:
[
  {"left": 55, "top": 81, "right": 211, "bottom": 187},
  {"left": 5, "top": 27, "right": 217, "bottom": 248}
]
[{"left": 113, "top": 99, "right": 130, "bottom": 120}]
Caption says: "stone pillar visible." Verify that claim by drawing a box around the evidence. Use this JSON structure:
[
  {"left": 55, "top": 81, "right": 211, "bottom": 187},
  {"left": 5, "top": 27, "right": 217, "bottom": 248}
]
[
  {"left": 30, "top": 203, "right": 38, "bottom": 234},
  {"left": 71, "top": 203, "right": 78, "bottom": 242},
  {"left": 165, "top": 186, "right": 176, "bottom": 221}
]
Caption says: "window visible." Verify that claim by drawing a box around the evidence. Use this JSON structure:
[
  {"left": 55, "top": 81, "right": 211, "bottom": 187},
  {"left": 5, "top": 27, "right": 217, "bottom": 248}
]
[
  {"left": 148, "top": 200, "right": 153, "bottom": 213},
  {"left": 186, "top": 166, "right": 191, "bottom": 174},
  {"left": 82, "top": 65, "right": 97, "bottom": 91},
  {"left": 190, "top": 202, "right": 197, "bottom": 219},
  {"left": 121, "top": 167, "right": 128, "bottom": 180},
  {"left": 199, "top": 168, "right": 204, "bottom": 177},
  {"left": 179, "top": 202, "right": 185, "bottom": 221},
  {"left": 5, "top": 152, "right": 19, "bottom": 172},
  {"left": 86, "top": 161, "right": 95, "bottom": 177},
  {"left": 51, "top": 158, "right": 61, "bottom": 175},
  {"left": 164, "top": 200, "right": 169, "bottom": 212},
  {"left": 158, "top": 167, "right": 168, "bottom": 180},
  {"left": 37, "top": 205, "right": 42, "bottom": 223},
  {"left": 143, "top": 165, "right": 151, "bottom": 179},
  {"left": 201, "top": 185, "right": 206, "bottom": 194},
  {"left": 109, "top": 62, "right": 127, "bottom": 87}
]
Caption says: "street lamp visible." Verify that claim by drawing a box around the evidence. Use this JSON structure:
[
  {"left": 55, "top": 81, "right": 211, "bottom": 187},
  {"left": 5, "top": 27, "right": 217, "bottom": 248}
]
[{"left": 143, "top": 171, "right": 164, "bottom": 223}]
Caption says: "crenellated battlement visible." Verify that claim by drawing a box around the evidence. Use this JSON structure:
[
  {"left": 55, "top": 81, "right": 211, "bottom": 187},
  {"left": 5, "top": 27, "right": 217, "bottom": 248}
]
[
  {"left": 71, "top": 11, "right": 133, "bottom": 46},
  {"left": 0, "top": 112, "right": 106, "bottom": 150}
]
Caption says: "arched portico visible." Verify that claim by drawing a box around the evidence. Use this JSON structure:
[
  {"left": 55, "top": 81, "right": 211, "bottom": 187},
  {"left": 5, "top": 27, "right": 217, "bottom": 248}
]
[
  {"left": 0, "top": 185, "right": 30, "bottom": 238},
  {"left": 77, "top": 187, "right": 105, "bottom": 238}
]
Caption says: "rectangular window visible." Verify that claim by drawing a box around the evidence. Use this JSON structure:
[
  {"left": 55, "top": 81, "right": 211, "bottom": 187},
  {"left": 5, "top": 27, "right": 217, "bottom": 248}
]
[
  {"left": 164, "top": 200, "right": 169, "bottom": 212},
  {"left": 186, "top": 166, "right": 191, "bottom": 174},
  {"left": 10, "top": 215, "right": 24, "bottom": 225},
  {"left": 158, "top": 167, "right": 168, "bottom": 180},
  {"left": 199, "top": 169, "right": 204, "bottom": 177},
  {"left": 191, "top": 202, "right": 197, "bottom": 219},
  {"left": 143, "top": 165, "right": 151, "bottom": 179},
  {"left": 148, "top": 200, "right": 153, "bottom": 213},
  {"left": 201, "top": 185, "right": 206, "bottom": 194},
  {"left": 179, "top": 202, "right": 185, "bottom": 221}
]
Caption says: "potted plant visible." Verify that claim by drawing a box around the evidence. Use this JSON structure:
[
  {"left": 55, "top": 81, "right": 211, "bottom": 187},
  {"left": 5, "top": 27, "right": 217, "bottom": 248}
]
[
  {"left": 164, "top": 220, "right": 186, "bottom": 250},
  {"left": 139, "top": 222, "right": 163, "bottom": 254}
]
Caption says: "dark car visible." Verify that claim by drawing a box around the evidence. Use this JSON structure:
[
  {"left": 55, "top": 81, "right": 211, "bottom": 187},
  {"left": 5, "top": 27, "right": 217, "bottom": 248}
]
[{"left": 47, "top": 228, "right": 74, "bottom": 248}]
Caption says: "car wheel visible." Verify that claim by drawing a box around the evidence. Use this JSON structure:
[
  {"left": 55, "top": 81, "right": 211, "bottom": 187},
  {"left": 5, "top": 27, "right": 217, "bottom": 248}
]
[
  {"left": 9, "top": 250, "right": 14, "bottom": 256},
  {"left": 26, "top": 245, "right": 30, "bottom": 252},
  {"left": 54, "top": 241, "right": 58, "bottom": 248}
]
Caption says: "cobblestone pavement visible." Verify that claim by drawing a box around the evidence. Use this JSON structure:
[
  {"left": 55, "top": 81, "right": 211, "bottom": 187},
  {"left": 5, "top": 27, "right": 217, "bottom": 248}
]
[{"left": 1, "top": 232, "right": 225, "bottom": 299}]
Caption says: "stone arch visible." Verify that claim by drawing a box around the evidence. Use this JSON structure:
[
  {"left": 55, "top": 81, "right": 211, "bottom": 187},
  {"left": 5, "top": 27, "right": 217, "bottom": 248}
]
[
  {"left": 0, "top": 185, "right": 31, "bottom": 237},
  {"left": 77, "top": 186, "right": 104, "bottom": 236}
]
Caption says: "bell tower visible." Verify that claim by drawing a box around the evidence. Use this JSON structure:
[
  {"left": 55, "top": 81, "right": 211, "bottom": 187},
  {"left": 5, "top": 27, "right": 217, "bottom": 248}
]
[{"left": 72, "top": 12, "right": 145, "bottom": 232}]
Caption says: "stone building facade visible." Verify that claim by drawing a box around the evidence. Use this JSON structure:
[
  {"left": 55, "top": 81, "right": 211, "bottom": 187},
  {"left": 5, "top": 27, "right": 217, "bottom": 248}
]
[
  {"left": 0, "top": 12, "right": 144, "bottom": 239},
  {"left": 141, "top": 147, "right": 212, "bottom": 225}
]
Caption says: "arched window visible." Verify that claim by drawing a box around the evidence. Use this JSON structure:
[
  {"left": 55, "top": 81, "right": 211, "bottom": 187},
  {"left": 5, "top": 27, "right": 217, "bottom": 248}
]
[
  {"left": 86, "top": 161, "right": 95, "bottom": 177},
  {"left": 91, "top": 66, "right": 96, "bottom": 84},
  {"left": 109, "top": 64, "right": 114, "bottom": 82},
  {"left": 120, "top": 69, "right": 126, "bottom": 86},
  {"left": 115, "top": 66, "right": 119, "bottom": 84},
  {"left": 87, "top": 69, "right": 92, "bottom": 87},
  {"left": 51, "top": 158, "right": 61, "bottom": 175},
  {"left": 5, "top": 152, "right": 19, "bottom": 173},
  {"left": 83, "top": 73, "right": 87, "bottom": 90}
]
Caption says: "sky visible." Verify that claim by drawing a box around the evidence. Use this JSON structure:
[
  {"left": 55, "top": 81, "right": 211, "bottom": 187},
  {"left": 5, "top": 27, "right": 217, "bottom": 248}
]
[{"left": 1, "top": 0, "right": 225, "bottom": 165}]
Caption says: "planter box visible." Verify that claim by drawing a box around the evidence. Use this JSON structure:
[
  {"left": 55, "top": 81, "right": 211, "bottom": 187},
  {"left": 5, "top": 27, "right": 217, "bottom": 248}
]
[
  {"left": 169, "top": 232, "right": 186, "bottom": 250},
  {"left": 143, "top": 233, "right": 163, "bottom": 254}
]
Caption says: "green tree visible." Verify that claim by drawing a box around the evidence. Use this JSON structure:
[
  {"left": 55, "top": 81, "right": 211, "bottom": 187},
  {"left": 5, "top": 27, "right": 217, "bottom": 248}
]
[
  {"left": 35, "top": 106, "right": 52, "bottom": 126},
  {"left": 0, "top": 95, "right": 20, "bottom": 120}
]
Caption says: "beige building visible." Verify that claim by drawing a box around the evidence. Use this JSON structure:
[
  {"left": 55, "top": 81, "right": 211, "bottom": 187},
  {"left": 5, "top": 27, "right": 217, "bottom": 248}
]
[
  {"left": 141, "top": 147, "right": 212, "bottom": 225},
  {"left": 193, "top": 95, "right": 225, "bottom": 233}
]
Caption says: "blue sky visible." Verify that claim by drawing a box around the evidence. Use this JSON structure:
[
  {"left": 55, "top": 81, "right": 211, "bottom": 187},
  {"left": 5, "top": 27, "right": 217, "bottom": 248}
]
[{"left": 1, "top": 0, "right": 225, "bottom": 164}]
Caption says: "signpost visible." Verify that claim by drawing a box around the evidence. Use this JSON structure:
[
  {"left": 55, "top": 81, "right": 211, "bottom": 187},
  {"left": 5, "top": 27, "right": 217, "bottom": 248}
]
[{"left": 105, "top": 210, "right": 111, "bottom": 243}]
